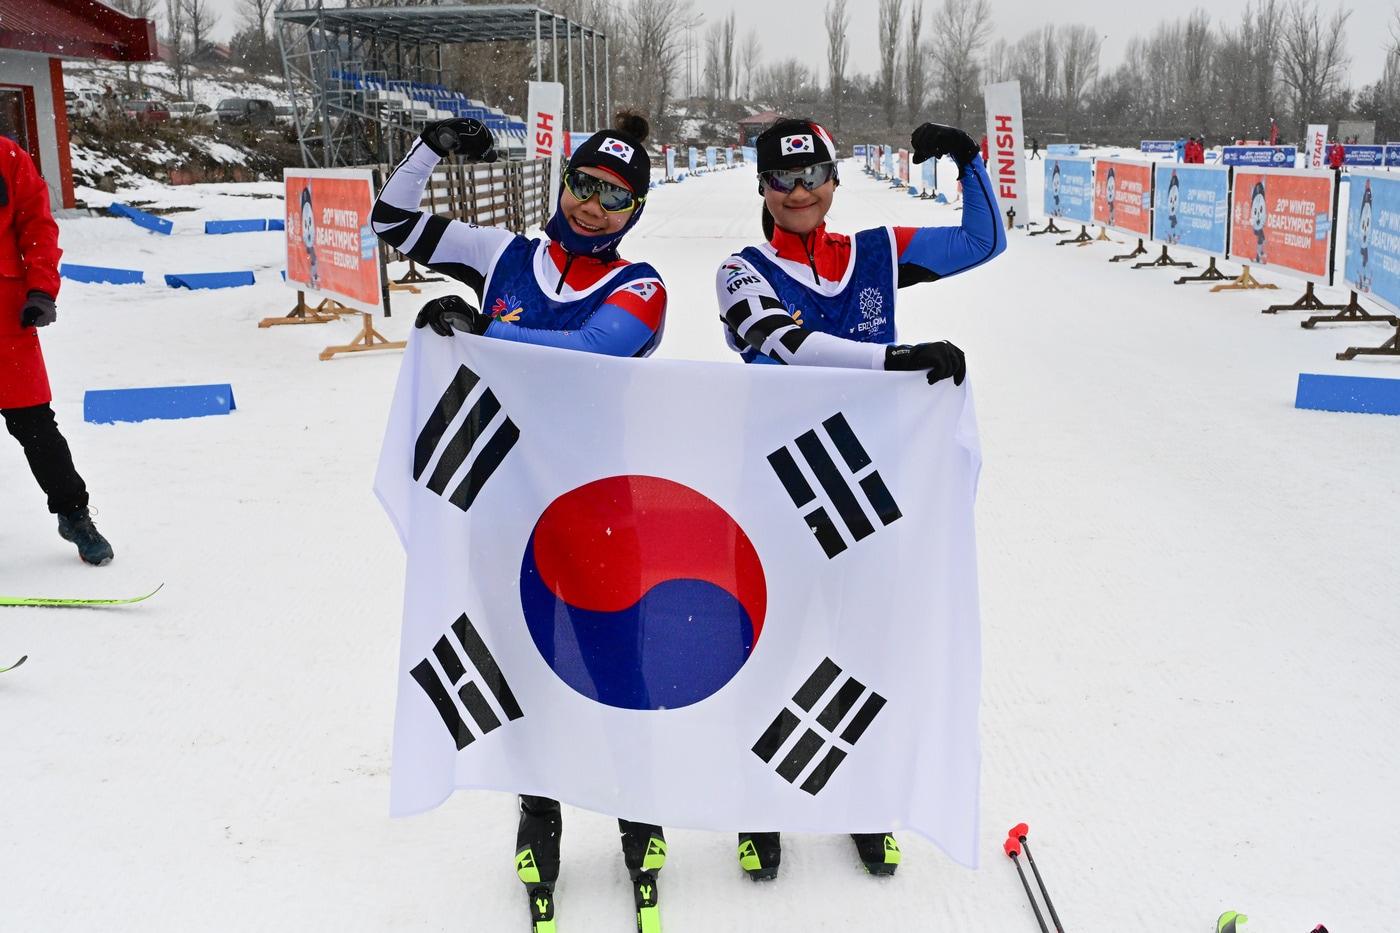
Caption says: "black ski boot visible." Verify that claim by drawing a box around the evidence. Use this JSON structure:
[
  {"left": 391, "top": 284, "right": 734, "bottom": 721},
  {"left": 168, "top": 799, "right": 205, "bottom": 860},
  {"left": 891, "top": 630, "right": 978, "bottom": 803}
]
[
  {"left": 57, "top": 508, "right": 113, "bottom": 566},
  {"left": 851, "top": 832, "right": 901, "bottom": 876},
  {"left": 737, "top": 832, "right": 781, "bottom": 881},
  {"left": 516, "top": 796, "right": 562, "bottom": 933},
  {"left": 620, "top": 820, "right": 665, "bottom": 933}
]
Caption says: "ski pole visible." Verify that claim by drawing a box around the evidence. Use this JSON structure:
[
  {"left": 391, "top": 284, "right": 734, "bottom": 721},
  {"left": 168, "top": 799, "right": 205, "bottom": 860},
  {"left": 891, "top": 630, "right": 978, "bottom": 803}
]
[
  {"left": 1004, "top": 837, "right": 1049, "bottom": 933},
  {"left": 1010, "top": 822, "right": 1064, "bottom": 933}
]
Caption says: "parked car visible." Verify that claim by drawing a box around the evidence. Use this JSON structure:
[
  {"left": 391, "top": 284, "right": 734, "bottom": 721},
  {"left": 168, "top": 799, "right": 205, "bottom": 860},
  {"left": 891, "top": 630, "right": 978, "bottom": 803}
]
[
  {"left": 64, "top": 90, "right": 99, "bottom": 118},
  {"left": 168, "top": 101, "right": 214, "bottom": 122},
  {"left": 120, "top": 99, "right": 171, "bottom": 124},
  {"left": 215, "top": 97, "right": 276, "bottom": 127}
]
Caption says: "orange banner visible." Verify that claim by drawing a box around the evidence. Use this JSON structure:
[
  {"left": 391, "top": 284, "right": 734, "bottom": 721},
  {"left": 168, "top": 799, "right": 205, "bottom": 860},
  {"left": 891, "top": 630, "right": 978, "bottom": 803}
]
[
  {"left": 1093, "top": 160, "right": 1152, "bottom": 236},
  {"left": 284, "top": 168, "right": 383, "bottom": 313},
  {"left": 1228, "top": 169, "right": 1335, "bottom": 282}
]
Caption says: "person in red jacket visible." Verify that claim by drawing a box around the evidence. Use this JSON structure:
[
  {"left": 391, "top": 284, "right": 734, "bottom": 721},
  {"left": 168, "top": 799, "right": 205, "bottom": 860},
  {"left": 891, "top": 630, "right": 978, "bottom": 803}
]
[
  {"left": 1327, "top": 139, "right": 1345, "bottom": 172},
  {"left": 1, "top": 137, "right": 112, "bottom": 565}
]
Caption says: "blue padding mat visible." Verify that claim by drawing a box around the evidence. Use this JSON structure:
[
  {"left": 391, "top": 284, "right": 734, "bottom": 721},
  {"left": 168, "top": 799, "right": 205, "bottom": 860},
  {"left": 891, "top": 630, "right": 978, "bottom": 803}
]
[
  {"left": 204, "top": 219, "right": 267, "bottom": 234},
  {"left": 107, "top": 203, "right": 173, "bottom": 235},
  {"left": 84, "top": 384, "right": 237, "bottom": 424},
  {"left": 164, "top": 271, "right": 257, "bottom": 290},
  {"left": 267, "top": 218, "right": 285, "bottom": 231},
  {"left": 59, "top": 263, "right": 144, "bottom": 285},
  {"left": 1295, "top": 373, "right": 1400, "bottom": 416}
]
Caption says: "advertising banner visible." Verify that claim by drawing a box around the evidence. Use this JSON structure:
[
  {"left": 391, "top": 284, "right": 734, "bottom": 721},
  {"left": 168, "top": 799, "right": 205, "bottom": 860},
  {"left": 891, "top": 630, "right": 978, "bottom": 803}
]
[
  {"left": 1046, "top": 144, "right": 1080, "bottom": 156},
  {"left": 284, "top": 168, "right": 383, "bottom": 314},
  {"left": 1222, "top": 146, "right": 1297, "bottom": 167},
  {"left": 1043, "top": 157, "right": 1094, "bottom": 223},
  {"left": 1387, "top": 145, "right": 1400, "bottom": 169},
  {"left": 1093, "top": 159, "right": 1153, "bottom": 236},
  {"left": 688, "top": 147, "right": 699, "bottom": 173},
  {"left": 884, "top": 149, "right": 895, "bottom": 177},
  {"left": 742, "top": 146, "right": 757, "bottom": 165},
  {"left": 1228, "top": 167, "right": 1335, "bottom": 283},
  {"left": 982, "top": 80, "right": 1028, "bottom": 225},
  {"left": 898, "top": 149, "right": 910, "bottom": 184},
  {"left": 853, "top": 144, "right": 867, "bottom": 157},
  {"left": 705, "top": 146, "right": 718, "bottom": 170},
  {"left": 1141, "top": 140, "right": 1176, "bottom": 155},
  {"left": 664, "top": 146, "right": 676, "bottom": 180},
  {"left": 1343, "top": 170, "right": 1400, "bottom": 314},
  {"left": 1151, "top": 164, "right": 1229, "bottom": 255},
  {"left": 1342, "top": 146, "right": 1386, "bottom": 168},
  {"left": 1305, "top": 124, "right": 1329, "bottom": 169},
  {"left": 921, "top": 158, "right": 936, "bottom": 191},
  {"left": 526, "top": 81, "right": 564, "bottom": 193}
]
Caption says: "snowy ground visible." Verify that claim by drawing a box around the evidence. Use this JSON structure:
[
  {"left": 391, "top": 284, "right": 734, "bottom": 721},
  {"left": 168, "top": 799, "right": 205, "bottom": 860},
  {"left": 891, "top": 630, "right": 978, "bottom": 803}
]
[{"left": 2, "top": 157, "right": 1398, "bottom": 932}]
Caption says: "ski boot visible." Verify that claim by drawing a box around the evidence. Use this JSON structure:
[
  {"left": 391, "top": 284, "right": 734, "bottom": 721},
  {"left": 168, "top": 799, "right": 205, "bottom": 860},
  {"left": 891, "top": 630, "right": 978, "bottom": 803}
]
[
  {"left": 57, "top": 508, "right": 113, "bottom": 566},
  {"left": 620, "top": 820, "right": 665, "bottom": 933},
  {"left": 736, "top": 832, "right": 781, "bottom": 881},
  {"left": 516, "top": 796, "right": 562, "bottom": 933},
  {"left": 852, "top": 832, "right": 900, "bottom": 876}
]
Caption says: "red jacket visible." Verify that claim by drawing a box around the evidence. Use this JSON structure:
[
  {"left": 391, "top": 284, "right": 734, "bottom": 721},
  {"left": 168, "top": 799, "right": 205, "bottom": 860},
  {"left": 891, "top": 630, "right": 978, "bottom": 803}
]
[
  {"left": 1327, "top": 143, "right": 1345, "bottom": 169},
  {"left": 0, "top": 137, "right": 61, "bottom": 409}
]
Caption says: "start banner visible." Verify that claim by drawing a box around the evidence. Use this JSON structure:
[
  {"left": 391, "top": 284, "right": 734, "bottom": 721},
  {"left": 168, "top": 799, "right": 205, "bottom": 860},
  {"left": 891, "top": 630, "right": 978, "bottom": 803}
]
[
  {"left": 284, "top": 167, "right": 383, "bottom": 314},
  {"left": 1093, "top": 159, "right": 1153, "bottom": 236},
  {"left": 1151, "top": 164, "right": 1229, "bottom": 256},
  {"left": 1222, "top": 146, "right": 1297, "bottom": 167},
  {"left": 1228, "top": 167, "right": 1335, "bottom": 283},
  {"left": 1342, "top": 170, "right": 1400, "bottom": 315},
  {"left": 1043, "top": 157, "right": 1094, "bottom": 223},
  {"left": 1305, "top": 124, "right": 1329, "bottom": 169}
]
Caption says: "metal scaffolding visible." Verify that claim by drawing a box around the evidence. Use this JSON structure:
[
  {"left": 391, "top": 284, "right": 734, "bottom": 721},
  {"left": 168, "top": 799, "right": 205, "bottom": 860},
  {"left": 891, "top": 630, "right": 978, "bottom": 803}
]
[{"left": 275, "top": 2, "right": 611, "bottom": 169}]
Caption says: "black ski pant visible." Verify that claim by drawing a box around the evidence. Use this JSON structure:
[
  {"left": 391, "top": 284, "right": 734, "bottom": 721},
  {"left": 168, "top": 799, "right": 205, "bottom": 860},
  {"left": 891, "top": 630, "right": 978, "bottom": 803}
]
[
  {"left": 3, "top": 403, "right": 88, "bottom": 516},
  {"left": 518, "top": 795, "right": 663, "bottom": 883}
]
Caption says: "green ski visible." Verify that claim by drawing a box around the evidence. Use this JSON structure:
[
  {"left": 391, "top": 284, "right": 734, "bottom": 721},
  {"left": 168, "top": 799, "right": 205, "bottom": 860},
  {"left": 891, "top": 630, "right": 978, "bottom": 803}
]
[
  {"left": 0, "top": 584, "right": 163, "bottom": 608},
  {"left": 1, "top": 655, "right": 28, "bottom": 673}
]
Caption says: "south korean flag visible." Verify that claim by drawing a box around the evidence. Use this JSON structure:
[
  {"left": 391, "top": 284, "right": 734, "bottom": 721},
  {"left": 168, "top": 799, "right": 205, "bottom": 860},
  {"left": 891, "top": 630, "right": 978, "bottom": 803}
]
[
  {"left": 781, "top": 134, "right": 815, "bottom": 156},
  {"left": 598, "top": 137, "right": 635, "bottom": 163}
]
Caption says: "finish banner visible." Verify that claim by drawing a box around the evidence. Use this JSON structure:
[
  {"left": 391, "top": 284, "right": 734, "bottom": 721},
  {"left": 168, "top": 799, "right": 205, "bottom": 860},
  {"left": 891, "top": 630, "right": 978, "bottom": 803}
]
[
  {"left": 1043, "top": 157, "right": 1093, "bottom": 223},
  {"left": 1152, "top": 164, "right": 1229, "bottom": 256},
  {"left": 284, "top": 167, "right": 383, "bottom": 314},
  {"left": 1222, "top": 146, "right": 1297, "bottom": 167},
  {"left": 1229, "top": 167, "right": 1335, "bottom": 283},
  {"left": 526, "top": 81, "right": 564, "bottom": 194},
  {"left": 982, "top": 80, "right": 1028, "bottom": 226},
  {"left": 1305, "top": 124, "right": 1328, "bottom": 169},
  {"left": 1343, "top": 170, "right": 1400, "bottom": 315},
  {"left": 1093, "top": 159, "right": 1153, "bottom": 236}
]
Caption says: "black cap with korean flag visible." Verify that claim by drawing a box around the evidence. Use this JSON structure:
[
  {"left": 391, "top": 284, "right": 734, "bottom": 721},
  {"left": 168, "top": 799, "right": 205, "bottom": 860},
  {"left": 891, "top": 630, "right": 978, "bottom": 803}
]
[
  {"left": 756, "top": 119, "right": 838, "bottom": 173},
  {"left": 565, "top": 125, "right": 651, "bottom": 197}
]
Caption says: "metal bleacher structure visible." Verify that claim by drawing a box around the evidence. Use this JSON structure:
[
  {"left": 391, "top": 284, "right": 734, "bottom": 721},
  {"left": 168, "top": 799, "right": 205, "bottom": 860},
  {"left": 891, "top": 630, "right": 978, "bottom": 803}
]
[{"left": 275, "top": 2, "right": 610, "bottom": 233}]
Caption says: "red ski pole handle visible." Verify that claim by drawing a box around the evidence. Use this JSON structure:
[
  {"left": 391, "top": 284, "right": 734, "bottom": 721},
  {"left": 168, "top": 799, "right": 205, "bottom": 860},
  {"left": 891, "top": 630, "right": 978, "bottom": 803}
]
[{"left": 1008, "top": 822, "right": 1029, "bottom": 841}]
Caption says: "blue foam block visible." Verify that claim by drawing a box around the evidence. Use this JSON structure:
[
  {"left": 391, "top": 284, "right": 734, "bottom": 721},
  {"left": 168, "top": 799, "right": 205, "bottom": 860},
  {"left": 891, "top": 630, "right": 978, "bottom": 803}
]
[
  {"left": 267, "top": 218, "right": 285, "bottom": 231},
  {"left": 59, "top": 263, "right": 145, "bottom": 285},
  {"left": 84, "top": 384, "right": 236, "bottom": 424},
  {"left": 204, "top": 218, "right": 267, "bottom": 234},
  {"left": 934, "top": 193, "right": 949, "bottom": 204},
  {"left": 1295, "top": 373, "right": 1400, "bottom": 416},
  {"left": 107, "top": 202, "right": 173, "bottom": 235},
  {"left": 164, "top": 271, "right": 257, "bottom": 290}
]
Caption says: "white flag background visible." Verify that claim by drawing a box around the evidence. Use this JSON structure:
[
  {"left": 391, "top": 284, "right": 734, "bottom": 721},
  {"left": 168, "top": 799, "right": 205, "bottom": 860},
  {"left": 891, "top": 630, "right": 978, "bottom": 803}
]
[{"left": 375, "top": 332, "right": 984, "bottom": 867}]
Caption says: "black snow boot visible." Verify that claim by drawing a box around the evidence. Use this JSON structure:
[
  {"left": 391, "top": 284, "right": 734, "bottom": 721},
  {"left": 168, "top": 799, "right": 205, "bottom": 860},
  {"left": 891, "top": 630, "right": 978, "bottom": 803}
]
[
  {"left": 737, "top": 832, "right": 781, "bottom": 881},
  {"left": 57, "top": 508, "right": 113, "bottom": 566},
  {"left": 851, "top": 832, "right": 901, "bottom": 876}
]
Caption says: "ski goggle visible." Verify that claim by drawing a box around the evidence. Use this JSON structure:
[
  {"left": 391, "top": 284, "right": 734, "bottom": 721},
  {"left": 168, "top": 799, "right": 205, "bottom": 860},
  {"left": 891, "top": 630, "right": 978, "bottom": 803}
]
[
  {"left": 760, "top": 162, "right": 837, "bottom": 194},
  {"left": 564, "top": 169, "right": 641, "bottom": 212}
]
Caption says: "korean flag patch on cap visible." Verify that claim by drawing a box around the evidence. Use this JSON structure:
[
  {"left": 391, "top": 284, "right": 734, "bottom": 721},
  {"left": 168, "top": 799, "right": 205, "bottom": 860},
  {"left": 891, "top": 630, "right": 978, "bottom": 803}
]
[
  {"left": 599, "top": 137, "right": 636, "bottom": 162},
  {"left": 781, "top": 134, "right": 814, "bottom": 156}
]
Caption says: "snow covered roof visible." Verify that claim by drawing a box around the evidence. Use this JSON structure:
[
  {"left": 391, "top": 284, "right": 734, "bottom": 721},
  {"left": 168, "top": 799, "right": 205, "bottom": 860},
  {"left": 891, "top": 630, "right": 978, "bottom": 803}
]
[
  {"left": 0, "top": 0, "right": 155, "bottom": 62},
  {"left": 276, "top": 3, "right": 603, "bottom": 45}
]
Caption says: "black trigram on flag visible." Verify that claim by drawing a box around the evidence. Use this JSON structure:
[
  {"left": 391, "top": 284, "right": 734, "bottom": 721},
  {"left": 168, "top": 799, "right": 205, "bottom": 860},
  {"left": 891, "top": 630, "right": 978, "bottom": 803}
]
[
  {"left": 768, "top": 412, "right": 901, "bottom": 558},
  {"left": 752, "top": 657, "right": 887, "bottom": 796},
  {"left": 413, "top": 364, "right": 519, "bottom": 512},
  {"left": 410, "top": 613, "right": 524, "bottom": 751}
]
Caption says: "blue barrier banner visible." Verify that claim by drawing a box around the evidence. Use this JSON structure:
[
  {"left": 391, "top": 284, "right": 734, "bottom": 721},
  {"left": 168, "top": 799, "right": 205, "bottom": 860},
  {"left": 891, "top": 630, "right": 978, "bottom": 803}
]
[
  {"left": 921, "top": 159, "right": 936, "bottom": 189},
  {"left": 883, "top": 150, "right": 894, "bottom": 176},
  {"left": 1222, "top": 146, "right": 1297, "bottom": 167},
  {"left": 1151, "top": 164, "right": 1229, "bottom": 255},
  {"left": 164, "top": 271, "right": 257, "bottom": 290},
  {"left": 687, "top": 147, "right": 698, "bottom": 172},
  {"left": 853, "top": 144, "right": 867, "bottom": 157},
  {"left": 108, "top": 203, "right": 173, "bottom": 235},
  {"left": 1342, "top": 145, "right": 1386, "bottom": 167},
  {"left": 705, "top": 146, "right": 717, "bottom": 169},
  {"left": 1046, "top": 144, "right": 1080, "bottom": 156},
  {"left": 1042, "top": 157, "right": 1093, "bottom": 223},
  {"left": 60, "top": 263, "right": 145, "bottom": 285},
  {"left": 204, "top": 218, "right": 267, "bottom": 234},
  {"left": 1141, "top": 140, "right": 1176, "bottom": 154},
  {"left": 1387, "top": 146, "right": 1400, "bottom": 168},
  {"left": 1295, "top": 373, "right": 1400, "bottom": 416},
  {"left": 84, "top": 384, "right": 237, "bottom": 425},
  {"left": 741, "top": 146, "right": 756, "bottom": 164},
  {"left": 1343, "top": 169, "right": 1400, "bottom": 316}
]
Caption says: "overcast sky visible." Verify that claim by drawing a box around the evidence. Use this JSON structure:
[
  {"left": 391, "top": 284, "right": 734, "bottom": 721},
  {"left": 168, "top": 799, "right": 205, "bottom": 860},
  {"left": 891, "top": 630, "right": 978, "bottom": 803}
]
[{"left": 207, "top": 0, "right": 1394, "bottom": 89}]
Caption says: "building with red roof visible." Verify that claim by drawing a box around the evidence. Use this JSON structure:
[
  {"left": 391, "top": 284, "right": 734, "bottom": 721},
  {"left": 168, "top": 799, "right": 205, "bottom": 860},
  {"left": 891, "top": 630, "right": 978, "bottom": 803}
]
[{"left": 0, "top": 0, "right": 155, "bottom": 209}]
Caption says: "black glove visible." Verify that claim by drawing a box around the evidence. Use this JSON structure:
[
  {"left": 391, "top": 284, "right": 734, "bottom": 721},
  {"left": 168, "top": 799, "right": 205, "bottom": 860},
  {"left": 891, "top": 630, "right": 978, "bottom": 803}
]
[
  {"left": 20, "top": 290, "right": 56, "bottom": 328},
  {"left": 415, "top": 294, "right": 490, "bottom": 337},
  {"left": 911, "top": 123, "right": 980, "bottom": 176},
  {"left": 885, "top": 341, "right": 966, "bottom": 386},
  {"left": 420, "top": 118, "right": 497, "bottom": 162}
]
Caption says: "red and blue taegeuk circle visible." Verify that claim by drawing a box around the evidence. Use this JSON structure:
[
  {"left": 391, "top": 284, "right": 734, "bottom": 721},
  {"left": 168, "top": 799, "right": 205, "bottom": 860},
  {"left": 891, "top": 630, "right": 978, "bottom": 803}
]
[{"left": 520, "top": 475, "right": 767, "bottom": 711}]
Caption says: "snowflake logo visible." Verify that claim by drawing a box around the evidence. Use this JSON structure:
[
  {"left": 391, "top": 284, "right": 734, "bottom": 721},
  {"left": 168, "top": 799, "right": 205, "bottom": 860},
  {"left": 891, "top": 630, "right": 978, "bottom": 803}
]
[
  {"left": 858, "top": 287, "right": 884, "bottom": 320},
  {"left": 491, "top": 294, "right": 524, "bottom": 323}
]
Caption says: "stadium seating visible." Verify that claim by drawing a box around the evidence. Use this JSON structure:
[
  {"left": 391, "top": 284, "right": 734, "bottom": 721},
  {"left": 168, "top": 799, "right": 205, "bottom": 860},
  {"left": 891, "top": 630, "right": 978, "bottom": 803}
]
[{"left": 328, "top": 68, "right": 528, "bottom": 158}]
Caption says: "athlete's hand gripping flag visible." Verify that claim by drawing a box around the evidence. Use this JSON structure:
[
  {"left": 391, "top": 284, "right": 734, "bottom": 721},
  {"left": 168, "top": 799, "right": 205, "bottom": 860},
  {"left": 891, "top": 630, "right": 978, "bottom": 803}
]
[{"left": 375, "top": 331, "right": 985, "bottom": 867}]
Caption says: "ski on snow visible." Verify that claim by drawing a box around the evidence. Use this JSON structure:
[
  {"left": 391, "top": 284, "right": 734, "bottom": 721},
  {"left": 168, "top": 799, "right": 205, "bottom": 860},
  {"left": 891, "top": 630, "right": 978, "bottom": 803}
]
[
  {"left": 1, "top": 655, "right": 28, "bottom": 673},
  {"left": 0, "top": 584, "right": 163, "bottom": 608}
]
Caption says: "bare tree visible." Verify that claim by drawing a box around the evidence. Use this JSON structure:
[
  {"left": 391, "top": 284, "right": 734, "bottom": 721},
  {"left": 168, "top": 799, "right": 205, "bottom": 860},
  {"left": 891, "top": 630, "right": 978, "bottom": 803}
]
[
  {"left": 1278, "top": 0, "right": 1351, "bottom": 138},
  {"left": 614, "top": 0, "right": 697, "bottom": 137},
  {"left": 877, "top": 0, "right": 904, "bottom": 127},
  {"left": 825, "top": 0, "right": 850, "bottom": 131},
  {"left": 738, "top": 29, "right": 762, "bottom": 100},
  {"left": 239, "top": 0, "right": 274, "bottom": 47},
  {"left": 905, "top": 1, "right": 926, "bottom": 121},
  {"left": 930, "top": 0, "right": 991, "bottom": 126},
  {"left": 721, "top": 12, "right": 737, "bottom": 100},
  {"left": 181, "top": 0, "right": 219, "bottom": 60},
  {"left": 164, "top": 0, "right": 187, "bottom": 93},
  {"left": 703, "top": 21, "right": 724, "bottom": 109},
  {"left": 1058, "top": 24, "right": 1101, "bottom": 136}
]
